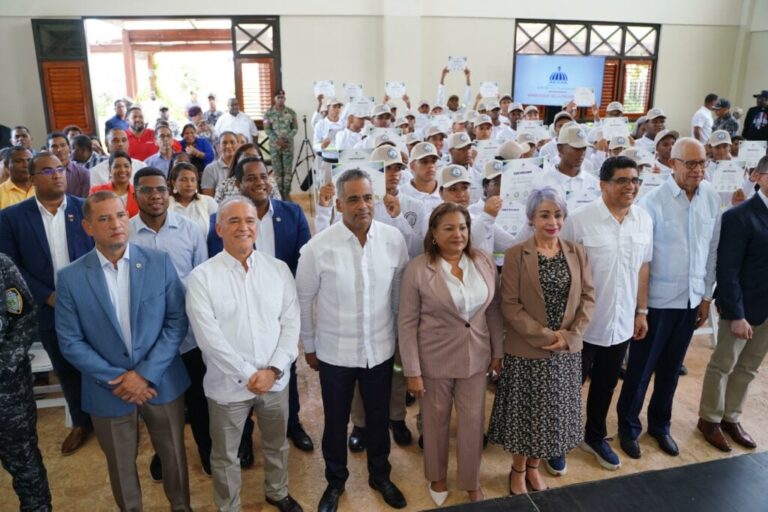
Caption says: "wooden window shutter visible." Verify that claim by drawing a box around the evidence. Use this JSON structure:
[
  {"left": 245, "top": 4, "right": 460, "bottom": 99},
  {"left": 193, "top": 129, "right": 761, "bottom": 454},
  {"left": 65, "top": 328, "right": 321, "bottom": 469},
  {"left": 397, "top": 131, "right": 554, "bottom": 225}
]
[
  {"left": 41, "top": 61, "right": 95, "bottom": 134},
  {"left": 599, "top": 58, "right": 620, "bottom": 117},
  {"left": 32, "top": 19, "right": 96, "bottom": 135}
]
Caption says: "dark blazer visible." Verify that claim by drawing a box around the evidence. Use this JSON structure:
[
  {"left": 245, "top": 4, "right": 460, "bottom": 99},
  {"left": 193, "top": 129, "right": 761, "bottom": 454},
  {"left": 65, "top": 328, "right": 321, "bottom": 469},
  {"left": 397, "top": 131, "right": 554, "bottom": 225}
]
[
  {"left": 398, "top": 250, "right": 504, "bottom": 379},
  {"left": 715, "top": 193, "right": 768, "bottom": 325},
  {"left": 55, "top": 245, "right": 190, "bottom": 417},
  {"left": 501, "top": 237, "right": 595, "bottom": 359},
  {"left": 207, "top": 198, "right": 310, "bottom": 275},
  {"left": 0, "top": 195, "right": 94, "bottom": 331}
]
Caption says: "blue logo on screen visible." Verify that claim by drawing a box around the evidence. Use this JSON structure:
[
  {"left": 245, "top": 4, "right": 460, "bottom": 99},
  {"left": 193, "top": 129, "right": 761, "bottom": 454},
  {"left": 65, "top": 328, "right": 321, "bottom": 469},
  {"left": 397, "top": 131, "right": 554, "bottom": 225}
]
[{"left": 549, "top": 66, "right": 568, "bottom": 84}]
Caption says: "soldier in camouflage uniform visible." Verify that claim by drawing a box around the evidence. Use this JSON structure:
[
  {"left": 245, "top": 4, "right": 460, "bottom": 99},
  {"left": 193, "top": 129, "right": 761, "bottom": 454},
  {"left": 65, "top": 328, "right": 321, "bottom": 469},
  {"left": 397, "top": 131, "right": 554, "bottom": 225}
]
[
  {"left": 0, "top": 253, "right": 52, "bottom": 511},
  {"left": 264, "top": 89, "right": 298, "bottom": 200}
]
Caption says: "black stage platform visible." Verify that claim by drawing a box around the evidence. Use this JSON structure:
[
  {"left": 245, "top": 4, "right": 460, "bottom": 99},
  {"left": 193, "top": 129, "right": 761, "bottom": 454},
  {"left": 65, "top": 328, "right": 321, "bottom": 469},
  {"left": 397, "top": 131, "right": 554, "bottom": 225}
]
[{"left": 435, "top": 452, "right": 768, "bottom": 512}]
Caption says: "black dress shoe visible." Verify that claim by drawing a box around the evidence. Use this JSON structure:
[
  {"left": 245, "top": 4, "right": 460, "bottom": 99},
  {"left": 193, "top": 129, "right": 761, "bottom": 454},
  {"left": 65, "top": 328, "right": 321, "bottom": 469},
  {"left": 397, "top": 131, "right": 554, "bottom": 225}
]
[
  {"left": 619, "top": 435, "right": 641, "bottom": 459},
  {"left": 679, "top": 364, "right": 689, "bottom": 376},
  {"left": 369, "top": 478, "right": 407, "bottom": 509},
  {"left": 318, "top": 485, "right": 344, "bottom": 512},
  {"left": 266, "top": 494, "right": 303, "bottom": 512},
  {"left": 389, "top": 420, "right": 412, "bottom": 446},
  {"left": 348, "top": 426, "right": 366, "bottom": 453},
  {"left": 652, "top": 433, "right": 679, "bottom": 456},
  {"left": 405, "top": 392, "right": 416, "bottom": 407},
  {"left": 287, "top": 423, "right": 314, "bottom": 452},
  {"left": 149, "top": 453, "right": 162, "bottom": 482}
]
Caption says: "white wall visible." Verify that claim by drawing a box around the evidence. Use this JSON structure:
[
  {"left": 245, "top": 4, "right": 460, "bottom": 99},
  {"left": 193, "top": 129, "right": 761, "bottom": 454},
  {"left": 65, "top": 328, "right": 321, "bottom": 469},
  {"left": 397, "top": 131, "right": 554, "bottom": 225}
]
[
  {"left": 654, "top": 24, "right": 740, "bottom": 135},
  {"left": 1, "top": 0, "right": 761, "bottom": 146},
  {"left": 739, "top": 30, "right": 768, "bottom": 113}
]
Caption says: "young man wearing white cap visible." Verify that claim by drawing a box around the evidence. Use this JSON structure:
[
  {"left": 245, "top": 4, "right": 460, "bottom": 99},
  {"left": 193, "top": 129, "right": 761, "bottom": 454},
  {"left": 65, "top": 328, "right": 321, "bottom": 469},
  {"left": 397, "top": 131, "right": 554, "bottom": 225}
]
[
  {"left": 401, "top": 142, "right": 443, "bottom": 213},
  {"left": 654, "top": 130, "right": 678, "bottom": 175},
  {"left": 334, "top": 114, "right": 367, "bottom": 150},
  {"left": 314, "top": 97, "right": 345, "bottom": 152},
  {"left": 704, "top": 129, "right": 747, "bottom": 207},
  {"left": 606, "top": 102, "right": 625, "bottom": 118},
  {"left": 424, "top": 126, "right": 449, "bottom": 160},
  {"left": 635, "top": 108, "right": 667, "bottom": 153},
  {"left": 473, "top": 115, "right": 494, "bottom": 142},
  {"left": 508, "top": 102, "right": 525, "bottom": 131},
  {"left": 523, "top": 105, "right": 539, "bottom": 120},
  {"left": 535, "top": 122, "right": 601, "bottom": 213},
  {"left": 437, "top": 67, "right": 472, "bottom": 114},
  {"left": 447, "top": 132, "right": 483, "bottom": 203},
  {"left": 539, "top": 111, "right": 576, "bottom": 163}
]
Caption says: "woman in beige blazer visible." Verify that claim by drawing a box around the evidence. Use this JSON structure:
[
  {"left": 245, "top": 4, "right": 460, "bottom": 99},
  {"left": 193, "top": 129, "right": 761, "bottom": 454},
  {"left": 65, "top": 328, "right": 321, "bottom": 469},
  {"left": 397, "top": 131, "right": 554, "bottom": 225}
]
[
  {"left": 487, "top": 187, "right": 595, "bottom": 495},
  {"left": 399, "top": 202, "right": 504, "bottom": 506}
]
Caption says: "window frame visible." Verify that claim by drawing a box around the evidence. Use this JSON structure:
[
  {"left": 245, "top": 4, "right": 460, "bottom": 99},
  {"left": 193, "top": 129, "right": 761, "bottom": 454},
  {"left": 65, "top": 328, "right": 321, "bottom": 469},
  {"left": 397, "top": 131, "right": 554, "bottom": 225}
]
[{"left": 513, "top": 19, "right": 661, "bottom": 120}]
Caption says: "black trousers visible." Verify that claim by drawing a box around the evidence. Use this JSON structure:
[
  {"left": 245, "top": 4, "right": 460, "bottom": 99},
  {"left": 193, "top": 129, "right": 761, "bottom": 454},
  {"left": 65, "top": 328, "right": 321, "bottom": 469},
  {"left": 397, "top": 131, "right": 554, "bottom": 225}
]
[
  {"left": 181, "top": 348, "right": 211, "bottom": 464},
  {"left": 39, "top": 328, "right": 90, "bottom": 428},
  {"left": 318, "top": 357, "right": 394, "bottom": 488},
  {"left": 617, "top": 307, "right": 698, "bottom": 439},
  {"left": 581, "top": 340, "right": 630, "bottom": 444}
]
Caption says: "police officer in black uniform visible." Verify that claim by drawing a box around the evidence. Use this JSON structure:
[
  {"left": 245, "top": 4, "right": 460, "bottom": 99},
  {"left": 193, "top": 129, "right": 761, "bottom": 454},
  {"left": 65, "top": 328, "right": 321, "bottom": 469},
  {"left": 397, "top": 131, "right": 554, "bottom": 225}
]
[{"left": 0, "top": 253, "right": 52, "bottom": 511}]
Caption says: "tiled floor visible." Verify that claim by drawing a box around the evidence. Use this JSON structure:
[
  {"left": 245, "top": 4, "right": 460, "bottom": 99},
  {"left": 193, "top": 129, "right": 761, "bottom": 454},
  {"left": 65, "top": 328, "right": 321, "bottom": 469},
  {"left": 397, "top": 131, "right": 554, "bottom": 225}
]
[{"left": 2, "top": 333, "right": 766, "bottom": 511}]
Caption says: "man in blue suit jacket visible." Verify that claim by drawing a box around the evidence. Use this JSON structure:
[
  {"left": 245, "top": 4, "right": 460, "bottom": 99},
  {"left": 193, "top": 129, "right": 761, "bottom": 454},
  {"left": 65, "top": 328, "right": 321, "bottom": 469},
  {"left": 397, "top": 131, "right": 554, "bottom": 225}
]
[
  {"left": 0, "top": 151, "right": 95, "bottom": 455},
  {"left": 207, "top": 156, "right": 315, "bottom": 454},
  {"left": 699, "top": 155, "right": 768, "bottom": 452},
  {"left": 56, "top": 191, "right": 191, "bottom": 511}
]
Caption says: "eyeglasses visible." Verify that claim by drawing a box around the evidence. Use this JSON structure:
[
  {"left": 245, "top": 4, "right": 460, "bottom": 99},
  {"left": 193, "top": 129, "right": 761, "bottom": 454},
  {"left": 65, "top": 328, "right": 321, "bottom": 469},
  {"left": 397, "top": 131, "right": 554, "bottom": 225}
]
[
  {"left": 609, "top": 177, "right": 642, "bottom": 186},
  {"left": 38, "top": 166, "right": 65, "bottom": 177},
  {"left": 673, "top": 159, "right": 707, "bottom": 170},
  {"left": 137, "top": 186, "right": 169, "bottom": 195}
]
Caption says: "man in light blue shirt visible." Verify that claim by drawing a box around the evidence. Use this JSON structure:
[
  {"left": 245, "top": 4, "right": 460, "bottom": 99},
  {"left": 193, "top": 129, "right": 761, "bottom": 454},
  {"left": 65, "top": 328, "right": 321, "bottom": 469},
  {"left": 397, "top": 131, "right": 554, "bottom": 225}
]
[
  {"left": 617, "top": 137, "right": 720, "bottom": 459},
  {"left": 128, "top": 167, "right": 210, "bottom": 479},
  {"left": 143, "top": 125, "right": 175, "bottom": 177}
]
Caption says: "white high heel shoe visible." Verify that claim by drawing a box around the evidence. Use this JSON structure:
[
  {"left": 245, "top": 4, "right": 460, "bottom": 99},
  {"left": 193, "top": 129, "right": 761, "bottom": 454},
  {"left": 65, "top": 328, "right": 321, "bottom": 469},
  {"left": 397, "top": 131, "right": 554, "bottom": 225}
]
[{"left": 428, "top": 482, "right": 448, "bottom": 506}]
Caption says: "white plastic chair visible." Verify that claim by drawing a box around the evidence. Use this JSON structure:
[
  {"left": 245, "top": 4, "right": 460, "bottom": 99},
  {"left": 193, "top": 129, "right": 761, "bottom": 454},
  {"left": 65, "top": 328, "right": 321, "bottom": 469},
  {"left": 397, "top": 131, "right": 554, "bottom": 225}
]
[{"left": 29, "top": 342, "right": 71, "bottom": 427}]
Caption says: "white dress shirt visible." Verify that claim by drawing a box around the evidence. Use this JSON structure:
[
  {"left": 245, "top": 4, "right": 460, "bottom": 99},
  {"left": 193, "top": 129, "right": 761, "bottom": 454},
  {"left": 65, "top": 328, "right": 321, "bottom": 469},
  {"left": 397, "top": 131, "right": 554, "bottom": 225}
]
[
  {"left": 296, "top": 220, "right": 409, "bottom": 368},
  {"left": 639, "top": 176, "right": 721, "bottom": 309},
  {"left": 561, "top": 198, "right": 654, "bottom": 346},
  {"left": 89, "top": 159, "right": 146, "bottom": 188},
  {"left": 634, "top": 136, "right": 656, "bottom": 154},
  {"left": 36, "top": 196, "right": 70, "bottom": 286},
  {"left": 169, "top": 195, "right": 218, "bottom": 237},
  {"left": 334, "top": 128, "right": 363, "bottom": 150},
  {"left": 214, "top": 112, "right": 259, "bottom": 143},
  {"left": 313, "top": 116, "right": 345, "bottom": 151},
  {"left": 534, "top": 166, "right": 601, "bottom": 213},
  {"left": 186, "top": 250, "right": 300, "bottom": 402},
  {"left": 440, "top": 254, "right": 489, "bottom": 320},
  {"left": 691, "top": 105, "right": 714, "bottom": 143},
  {"left": 96, "top": 244, "right": 132, "bottom": 351},
  {"left": 400, "top": 180, "right": 443, "bottom": 214},
  {"left": 255, "top": 200, "right": 276, "bottom": 257}
]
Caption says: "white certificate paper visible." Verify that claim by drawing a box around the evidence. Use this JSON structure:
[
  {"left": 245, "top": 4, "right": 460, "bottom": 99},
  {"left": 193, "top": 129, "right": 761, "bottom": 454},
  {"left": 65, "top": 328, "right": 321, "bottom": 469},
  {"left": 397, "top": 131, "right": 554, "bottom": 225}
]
[
  {"left": 711, "top": 160, "right": 745, "bottom": 193},
  {"left": 313, "top": 80, "right": 335, "bottom": 98},
  {"left": 339, "top": 147, "right": 373, "bottom": 164},
  {"left": 517, "top": 120, "right": 543, "bottom": 135},
  {"left": 447, "top": 56, "right": 467, "bottom": 71},
  {"left": 342, "top": 82, "right": 364, "bottom": 99},
  {"left": 573, "top": 87, "right": 595, "bottom": 107},
  {"left": 385, "top": 81, "right": 406, "bottom": 99},
  {"left": 740, "top": 141, "right": 767, "bottom": 167},
  {"left": 349, "top": 96, "right": 374, "bottom": 118},
  {"left": 332, "top": 160, "right": 386, "bottom": 201},
  {"left": 479, "top": 81, "right": 499, "bottom": 98},
  {"left": 474, "top": 140, "right": 501, "bottom": 171},
  {"left": 602, "top": 117, "right": 630, "bottom": 139},
  {"left": 638, "top": 171, "right": 665, "bottom": 198}
]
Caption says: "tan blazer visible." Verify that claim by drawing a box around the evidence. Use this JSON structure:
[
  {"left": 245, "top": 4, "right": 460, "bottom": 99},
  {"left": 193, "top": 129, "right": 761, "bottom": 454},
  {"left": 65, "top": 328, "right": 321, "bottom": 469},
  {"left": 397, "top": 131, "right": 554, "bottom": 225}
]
[
  {"left": 398, "top": 250, "right": 504, "bottom": 379},
  {"left": 501, "top": 237, "right": 595, "bottom": 359}
]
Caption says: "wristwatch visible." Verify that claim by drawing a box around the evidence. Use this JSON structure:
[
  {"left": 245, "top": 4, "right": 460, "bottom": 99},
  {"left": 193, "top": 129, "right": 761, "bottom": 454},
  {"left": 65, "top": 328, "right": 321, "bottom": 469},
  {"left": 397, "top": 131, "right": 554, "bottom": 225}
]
[
  {"left": 636, "top": 308, "right": 649, "bottom": 315},
  {"left": 268, "top": 366, "right": 284, "bottom": 379}
]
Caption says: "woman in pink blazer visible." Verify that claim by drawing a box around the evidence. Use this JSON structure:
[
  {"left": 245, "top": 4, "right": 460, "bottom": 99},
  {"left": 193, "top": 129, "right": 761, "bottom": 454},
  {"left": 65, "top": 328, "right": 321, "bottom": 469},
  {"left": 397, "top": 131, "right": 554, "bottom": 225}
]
[{"left": 398, "top": 202, "right": 504, "bottom": 506}]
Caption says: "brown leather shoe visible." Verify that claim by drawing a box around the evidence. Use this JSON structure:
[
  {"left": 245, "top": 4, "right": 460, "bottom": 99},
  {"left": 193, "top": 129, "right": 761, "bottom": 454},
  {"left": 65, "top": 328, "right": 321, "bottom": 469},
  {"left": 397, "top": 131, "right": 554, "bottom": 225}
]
[
  {"left": 721, "top": 421, "right": 757, "bottom": 449},
  {"left": 61, "top": 426, "right": 92, "bottom": 455},
  {"left": 697, "top": 419, "right": 732, "bottom": 452}
]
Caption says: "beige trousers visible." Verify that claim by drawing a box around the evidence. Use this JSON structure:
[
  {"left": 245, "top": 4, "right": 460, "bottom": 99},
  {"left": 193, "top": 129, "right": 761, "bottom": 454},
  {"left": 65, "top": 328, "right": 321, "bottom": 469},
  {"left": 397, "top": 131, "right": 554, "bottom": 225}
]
[
  {"left": 91, "top": 395, "right": 190, "bottom": 512},
  {"left": 421, "top": 371, "right": 487, "bottom": 491},
  {"left": 699, "top": 319, "right": 768, "bottom": 423},
  {"left": 207, "top": 386, "right": 290, "bottom": 512}
]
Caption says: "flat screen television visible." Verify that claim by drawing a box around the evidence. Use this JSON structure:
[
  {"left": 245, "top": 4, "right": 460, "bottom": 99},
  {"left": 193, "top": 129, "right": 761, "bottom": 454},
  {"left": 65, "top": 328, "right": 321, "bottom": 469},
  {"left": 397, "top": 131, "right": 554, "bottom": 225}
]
[{"left": 513, "top": 55, "right": 606, "bottom": 106}]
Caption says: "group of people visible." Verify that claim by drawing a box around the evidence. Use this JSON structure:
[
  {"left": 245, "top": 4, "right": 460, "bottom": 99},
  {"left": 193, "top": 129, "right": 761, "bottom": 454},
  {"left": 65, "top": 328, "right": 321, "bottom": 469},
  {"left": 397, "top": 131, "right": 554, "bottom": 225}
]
[{"left": 1, "top": 76, "right": 768, "bottom": 512}]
